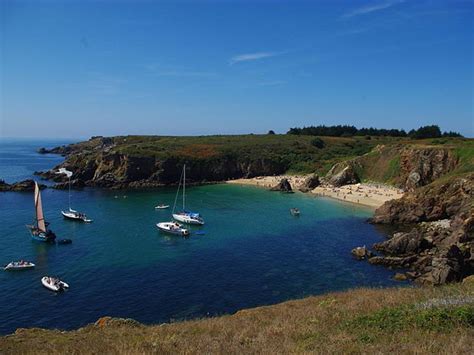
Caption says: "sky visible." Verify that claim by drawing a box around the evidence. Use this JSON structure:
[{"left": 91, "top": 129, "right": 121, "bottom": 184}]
[{"left": 1, "top": 0, "right": 473, "bottom": 138}]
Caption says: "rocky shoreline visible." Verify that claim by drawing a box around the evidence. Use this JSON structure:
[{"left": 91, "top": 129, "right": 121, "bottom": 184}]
[{"left": 353, "top": 174, "right": 474, "bottom": 285}]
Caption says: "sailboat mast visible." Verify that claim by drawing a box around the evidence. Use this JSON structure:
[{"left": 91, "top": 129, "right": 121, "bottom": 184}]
[
  {"left": 68, "top": 176, "right": 71, "bottom": 210},
  {"left": 183, "top": 164, "right": 186, "bottom": 210}
]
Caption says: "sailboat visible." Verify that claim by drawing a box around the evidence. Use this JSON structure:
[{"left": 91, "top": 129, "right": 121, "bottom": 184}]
[
  {"left": 26, "top": 182, "right": 57, "bottom": 242},
  {"left": 172, "top": 164, "right": 205, "bottom": 225},
  {"left": 57, "top": 168, "right": 92, "bottom": 223}
]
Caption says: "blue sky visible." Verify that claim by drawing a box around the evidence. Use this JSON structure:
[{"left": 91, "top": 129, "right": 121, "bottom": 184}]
[{"left": 1, "top": 0, "right": 473, "bottom": 138}]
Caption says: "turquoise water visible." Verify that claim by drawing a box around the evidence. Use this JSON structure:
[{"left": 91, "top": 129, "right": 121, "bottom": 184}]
[{"left": 0, "top": 139, "right": 400, "bottom": 334}]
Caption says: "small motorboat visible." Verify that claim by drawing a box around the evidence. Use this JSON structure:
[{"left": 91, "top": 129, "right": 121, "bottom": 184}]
[
  {"left": 62, "top": 208, "right": 92, "bottom": 223},
  {"left": 290, "top": 208, "right": 301, "bottom": 216},
  {"left": 4, "top": 260, "right": 35, "bottom": 271},
  {"left": 156, "top": 221, "right": 190, "bottom": 236},
  {"left": 41, "top": 276, "right": 69, "bottom": 292},
  {"left": 57, "top": 239, "right": 72, "bottom": 245},
  {"left": 155, "top": 204, "right": 170, "bottom": 209}
]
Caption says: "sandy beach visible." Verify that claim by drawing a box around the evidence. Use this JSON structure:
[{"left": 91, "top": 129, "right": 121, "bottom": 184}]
[{"left": 227, "top": 175, "right": 404, "bottom": 208}]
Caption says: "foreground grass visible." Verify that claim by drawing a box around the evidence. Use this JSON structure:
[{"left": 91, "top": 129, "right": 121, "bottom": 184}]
[{"left": 2, "top": 283, "right": 473, "bottom": 354}]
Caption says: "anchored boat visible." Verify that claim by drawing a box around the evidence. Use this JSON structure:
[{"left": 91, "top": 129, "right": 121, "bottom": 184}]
[
  {"left": 61, "top": 208, "right": 92, "bottom": 223},
  {"left": 57, "top": 168, "right": 92, "bottom": 223},
  {"left": 172, "top": 165, "right": 205, "bottom": 225},
  {"left": 41, "top": 276, "right": 69, "bottom": 292},
  {"left": 290, "top": 208, "right": 301, "bottom": 216},
  {"left": 156, "top": 221, "right": 190, "bottom": 236},
  {"left": 4, "top": 260, "right": 35, "bottom": 271},
  {"left": 26, "top": 182, "right": 56, "bottom": 243}
]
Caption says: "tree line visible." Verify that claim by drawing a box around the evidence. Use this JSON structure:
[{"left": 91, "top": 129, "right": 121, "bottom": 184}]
[{"left": 286, "top": 125, "right": 463, "bottom": 139}]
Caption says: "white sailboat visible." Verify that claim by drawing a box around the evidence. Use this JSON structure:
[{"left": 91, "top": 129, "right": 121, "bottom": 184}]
[
  {"left": 156, "top": 221, "right": 190, "bottom": 236},
  {"left": 57, "top": 168, "right": 92, "bottom": 223},
  {"left": 172, "top": 164, "right": 205, "bottom": 225},
  {"left": 26, "top": 182, "right": 57, "bottom": 242}
]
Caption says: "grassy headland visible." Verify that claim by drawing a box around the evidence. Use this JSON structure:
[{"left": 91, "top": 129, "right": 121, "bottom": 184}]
[
  {"left": 39, "top": 135, "right": 473, "bottom": 188},
  {"left": 2, "top": 281, "right": 473, "bottom": 353}
]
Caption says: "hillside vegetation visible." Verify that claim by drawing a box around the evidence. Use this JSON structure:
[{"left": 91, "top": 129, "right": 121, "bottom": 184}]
[
  {"left": 1, "top": 281, "right": 473, "bottom": 354},
  {"left": 38, "top": 135, "right": 472, "bottom": 189}
]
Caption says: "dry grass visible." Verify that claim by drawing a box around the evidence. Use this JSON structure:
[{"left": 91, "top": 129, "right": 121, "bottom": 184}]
[{"left": 1, "top": 283, "right": 473, "bottom": 354}]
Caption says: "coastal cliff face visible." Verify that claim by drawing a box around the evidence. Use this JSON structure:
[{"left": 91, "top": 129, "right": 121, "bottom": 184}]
[
  {"left": 331, "top": 144, "right": 461, "bottom": 191},
  {"left": 36, "top": 135, "right": 380, "bottom": 188},
  {"left": 399, "top": 147, "right": 459, "bottom": 191},
  {"left": 42, "top": 152, "right": 289, "bottom": 188}
]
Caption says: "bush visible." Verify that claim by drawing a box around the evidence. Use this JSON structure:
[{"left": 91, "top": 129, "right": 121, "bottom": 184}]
[
  {"left": 267, "top": 130, "right": 275, "bottom": 135},
  {"left": 311, "top": 137, "right": 325, "bottom": 149}
]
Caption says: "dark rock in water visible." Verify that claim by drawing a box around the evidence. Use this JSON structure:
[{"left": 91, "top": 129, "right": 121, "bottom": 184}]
[
  {"left": 0, "top": 179, "right": 46, "bottom": 192},
  {"left": 373, "top": 229, "right": 431, "bottom": 256},
  {"left": 270, "top": 178, "right": 293, "bottom": 192},
  {"left": 53, "top": 179, "right": 86, "bottom": 190},
  {"left": 57, "top": 239, "right": 72, "bottom": 245},
  {"left": 393, "top": 272, "right": 408, "bottom": 281},
  {"left": 351, "top": 246, "right": 374, "bottom": 260},
  {"left": 368, "top": 255, "right": 417, "bottom": 268},
  {"left": 37, "top": 145, "right": 72, "bottom": 156},
  {"left": 299, "top": 174, "right": 320, "bottom": 192},
  {"left": 324, "top": 162, "right": 360, "bottom": 187}
]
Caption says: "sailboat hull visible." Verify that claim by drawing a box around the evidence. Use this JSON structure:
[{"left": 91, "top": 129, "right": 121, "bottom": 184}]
[
  {"left": 173, "top": 213, "right": 205, "bottom": 225},
  {"left": 27, "top": 225, "right": 56, "bottom": 243},
  {"left": 61, "top": 210, "right": 92, "bottom": 223}
]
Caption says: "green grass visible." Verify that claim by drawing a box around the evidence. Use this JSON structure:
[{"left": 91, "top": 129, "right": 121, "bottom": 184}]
[
  {"left": 347, "top": 304, "right": 474, "bottom": 333},
  {"left": 383, "top": 156, "right": 401, "bottom": 182},
  {"left": 73, "top": 134, "right": 388, "bottom": 175}
]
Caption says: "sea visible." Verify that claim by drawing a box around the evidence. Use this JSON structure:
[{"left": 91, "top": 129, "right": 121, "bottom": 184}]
[{"left": 0, "top": 138, "right": 403, "bottom": 335}]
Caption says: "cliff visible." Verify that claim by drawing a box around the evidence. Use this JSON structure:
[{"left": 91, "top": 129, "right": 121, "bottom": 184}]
[
  {"left": 35, "top": 135, "right": 383, "bottom": 188},
  {"left": 36, "top": 136, "right": 470, "bottom": 190}
]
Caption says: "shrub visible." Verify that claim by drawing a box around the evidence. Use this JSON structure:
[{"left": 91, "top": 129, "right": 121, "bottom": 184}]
[{"left": 311, "top": 138, "right": 325, "bottom": 149}]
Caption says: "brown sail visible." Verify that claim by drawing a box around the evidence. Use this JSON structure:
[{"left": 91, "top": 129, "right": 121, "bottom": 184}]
[{"left": 34, "top": 182, "right": 47, "bottom": 232}]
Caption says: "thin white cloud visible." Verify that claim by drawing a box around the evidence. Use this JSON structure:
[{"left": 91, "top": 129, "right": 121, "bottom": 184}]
[
  {"left": 342, "top": 0, "right": 405, "bottom": 19},
  {"left": 154, "top": 71, "right": 217, "bottom": 78},
  {"left": 144, "top": 63, "right": 217, "bottom": 78},
  {"left": 229, "top": 52, "right": 279, "bottom": 65},
  {"left": 258, "top": 80, "right": 286, "bottom": 87}
]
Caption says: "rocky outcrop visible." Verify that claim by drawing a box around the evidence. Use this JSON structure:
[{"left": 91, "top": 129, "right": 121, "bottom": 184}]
[
  {"left": 0, "top": 179, "right": 46, "bottom": 192},
  {"left": 53, "top": 179, "right": 86, "bottom": 189},
  {"left": 94, "top": 316, "right": 142, "bottom": 328},
  {"left": 324, "top": 162, "right": 360, "bottom": 187},
  {"left": 351, "top": 246, "right": 374, "bottom": 260},
  {"left": 399, "top": 148, "right": 458, "bottom": 191},
  {"left": 299, "top": 174, "right": 320, "bottom": 192},
  {"left": 365, "top": 174, "right": 474, "bottom": 285},
  {"left": 270, "top": 178, "right": 293, "bottom": 192},
  {"left": 371, "top": 174, "right": 473, "bottom": 224}
]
